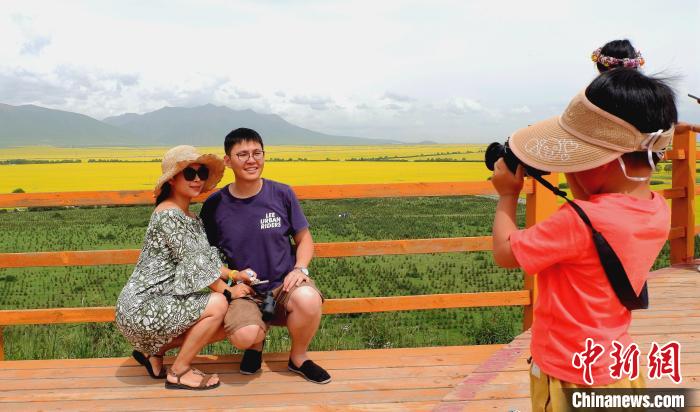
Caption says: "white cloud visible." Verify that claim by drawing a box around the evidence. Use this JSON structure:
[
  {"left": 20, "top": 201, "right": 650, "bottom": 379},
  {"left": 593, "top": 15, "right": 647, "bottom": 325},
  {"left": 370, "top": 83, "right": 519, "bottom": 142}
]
[
  {"left": 511, "top": 105, "right": 532, "bottom": 114},
  {"left": 446, "top": 97, "right": 484, "bottom": 114},
  {"left": 0, "top": 0, "right": 696, "bottom": 142},
  {"left": 290, "top": 95, "right": 336, "bottom": 111},
  {"left": 382, "top": 91, "right": 413, "bottom": 102}
]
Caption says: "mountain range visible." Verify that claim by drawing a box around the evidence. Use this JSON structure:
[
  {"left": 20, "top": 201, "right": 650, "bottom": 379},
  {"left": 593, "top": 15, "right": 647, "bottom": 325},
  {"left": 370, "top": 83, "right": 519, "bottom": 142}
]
[{"left": 0, "top": 103, "right": 401, "bottom": 147}]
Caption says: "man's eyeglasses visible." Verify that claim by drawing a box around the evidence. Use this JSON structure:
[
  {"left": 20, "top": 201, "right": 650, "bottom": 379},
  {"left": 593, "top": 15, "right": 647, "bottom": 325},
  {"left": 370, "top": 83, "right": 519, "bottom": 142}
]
[
  {"left": 235, "top": 150, "right": 265, "bottom": 162},
  {"left": 182, "top": 166, "right": 209, "bottom": 181}
]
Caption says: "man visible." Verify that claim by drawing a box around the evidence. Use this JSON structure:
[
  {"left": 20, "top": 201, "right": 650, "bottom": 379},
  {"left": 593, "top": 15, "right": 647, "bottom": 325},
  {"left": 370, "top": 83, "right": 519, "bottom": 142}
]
[{"left": 200, "top": 127, "right": 330, "bottom": 384}]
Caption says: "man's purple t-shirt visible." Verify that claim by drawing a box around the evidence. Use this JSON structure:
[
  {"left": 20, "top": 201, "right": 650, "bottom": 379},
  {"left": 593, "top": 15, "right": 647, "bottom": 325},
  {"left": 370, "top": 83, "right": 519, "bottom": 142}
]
[{"left": 200, "top": 179, "right": 309, "bottom": 292}]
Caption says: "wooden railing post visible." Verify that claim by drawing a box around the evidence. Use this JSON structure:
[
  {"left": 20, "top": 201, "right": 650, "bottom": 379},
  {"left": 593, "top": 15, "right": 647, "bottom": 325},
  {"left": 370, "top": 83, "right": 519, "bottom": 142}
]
[
  {"left": 523, "top": 174, "right": 559, "bottom": 331},
  {"left": 670, "top": 129, "right": 696, "bottom": 264},
  {"left": 0, "top": 327, "right": 4, "bottom": 361}
]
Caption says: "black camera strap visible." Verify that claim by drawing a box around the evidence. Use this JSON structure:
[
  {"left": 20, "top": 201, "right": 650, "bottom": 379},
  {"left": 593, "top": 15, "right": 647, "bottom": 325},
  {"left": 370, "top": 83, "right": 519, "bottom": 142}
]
[{"left": 527, "top": 171, "right": 649, "bottom": 311}]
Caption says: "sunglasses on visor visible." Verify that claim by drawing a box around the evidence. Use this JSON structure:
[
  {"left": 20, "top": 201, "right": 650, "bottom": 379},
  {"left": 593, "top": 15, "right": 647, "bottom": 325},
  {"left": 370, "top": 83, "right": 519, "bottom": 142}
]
[{"left": 182, "top": 166, "right": 209, "bottom": 181}]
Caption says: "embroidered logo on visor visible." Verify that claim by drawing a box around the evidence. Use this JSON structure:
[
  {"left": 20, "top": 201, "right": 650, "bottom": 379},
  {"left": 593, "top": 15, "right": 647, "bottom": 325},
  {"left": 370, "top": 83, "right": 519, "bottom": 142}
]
[{"left": 524, "top": 137, "right": 580, "bottom": 162}]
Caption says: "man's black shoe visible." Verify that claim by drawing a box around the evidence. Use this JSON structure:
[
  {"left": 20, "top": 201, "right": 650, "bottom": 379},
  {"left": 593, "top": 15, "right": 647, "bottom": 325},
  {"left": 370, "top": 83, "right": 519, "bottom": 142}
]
[
  {"left": 288, "top": 359, "right": 331, "bottom": 384},
  {"left": 239, "top": 348, "right": 263, "bottom": 375}
]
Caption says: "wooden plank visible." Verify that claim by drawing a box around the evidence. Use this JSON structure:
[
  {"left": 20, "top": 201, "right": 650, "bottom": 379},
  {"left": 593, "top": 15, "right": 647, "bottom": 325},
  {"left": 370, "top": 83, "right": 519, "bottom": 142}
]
[
  {"left": 0, "top": 181, "right": 534, "bottom": 208},
  {"left": 669, "top": 226, "right": 687, "bottom": 240},
  {"left": 659, "top": 187, "right": 687, "bottom": 199},
  {"left": 524, "top": 173, "right": 559, "bottom": 331},
  {"left": 0, "top": 388, "right": 452, "bottom": 411},
  {"left": 314, "top": 237, "right": 492, "bottom": 258},
  {"left": 0, "top": 237, "right": 493, "bottom": 268},
  {"left": 0, "top": 354, "right": 486, "bottom": 379},
  {"left": 0, "top": 250, "right": 140, "bottom": 268},
  {"left": 0, "top": 291, "right": 530, "bottom": 326},
  {"left": 665, "top": 149, "right": 686, "bottom": 160},
  {"left": 0, "top": 307, "right": 116, "bottom": 325},
  {"left": 0, "top": 364, "right": 482, "bottom": 391},
  {"left": 292, "top": 181, "right": 535, "bottom": 199},
  {"left": 670, "top": 129, "right": 697, "bottom": 263},
  {"left": 0, "top": 190, "right": 155, "bottom": 208},
  {"left": 0, "top": 345, "right": 502, "bottom": 370},
  {"left": 322, "top": 291, "right": 530, "bottom": 314},
  {"left": 230, "top": 401, "right": 438, "bottom": 412},
  {"left": 0, "top": 375, "right": 464, "bottom": 403},
  {"left": 437, "top": 398, "right": 531, "bottom": 411}
]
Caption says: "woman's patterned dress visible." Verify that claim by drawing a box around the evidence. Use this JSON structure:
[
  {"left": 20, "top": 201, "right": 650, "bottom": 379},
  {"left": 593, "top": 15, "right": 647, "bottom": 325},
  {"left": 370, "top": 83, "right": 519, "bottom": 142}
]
[{"left": 116, "top": 208, "right": 223, "bottom": 354}]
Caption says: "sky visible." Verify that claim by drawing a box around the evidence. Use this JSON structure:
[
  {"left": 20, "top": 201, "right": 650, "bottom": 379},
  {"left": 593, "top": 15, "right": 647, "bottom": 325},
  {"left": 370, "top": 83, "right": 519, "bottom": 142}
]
[{"left": 0, "top": 0, "right": 698, "bottom": 143}]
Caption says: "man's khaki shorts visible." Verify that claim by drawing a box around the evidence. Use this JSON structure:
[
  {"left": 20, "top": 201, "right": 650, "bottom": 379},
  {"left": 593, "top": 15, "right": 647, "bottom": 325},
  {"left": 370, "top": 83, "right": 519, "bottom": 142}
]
[{"left": 223, "top": 279, "right": 323, "bottom": 336}]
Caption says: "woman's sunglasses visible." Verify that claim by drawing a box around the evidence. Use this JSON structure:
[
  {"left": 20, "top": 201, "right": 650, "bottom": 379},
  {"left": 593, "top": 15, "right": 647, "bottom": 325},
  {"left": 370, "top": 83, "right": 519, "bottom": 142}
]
[{"left": 182, "top": 166, "right": 209, "bottom": 181}]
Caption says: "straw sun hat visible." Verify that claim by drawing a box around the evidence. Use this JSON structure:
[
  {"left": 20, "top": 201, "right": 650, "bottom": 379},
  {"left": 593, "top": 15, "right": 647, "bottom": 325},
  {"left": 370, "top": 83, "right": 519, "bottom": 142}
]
[
  {"left": 154, "top": 145, "right": 225, "bottom": 197},
  {"left": 508, "top": 90, "right": 675, "bottom": 173}
]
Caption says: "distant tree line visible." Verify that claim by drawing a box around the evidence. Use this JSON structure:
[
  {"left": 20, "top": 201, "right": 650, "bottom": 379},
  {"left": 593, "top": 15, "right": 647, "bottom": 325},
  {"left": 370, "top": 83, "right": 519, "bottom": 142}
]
[
  {"left": 0, "top": 159, "right": 81, "bottom": 165},
  {"left": 87, "top": 159, "right": 160, "bottom": 163}
]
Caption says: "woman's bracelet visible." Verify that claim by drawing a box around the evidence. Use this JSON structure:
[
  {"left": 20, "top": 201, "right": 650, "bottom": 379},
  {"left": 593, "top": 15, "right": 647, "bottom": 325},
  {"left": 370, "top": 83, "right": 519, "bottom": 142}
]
[{"left": 227, "top": 269, "right": 238, "bottom": 286}]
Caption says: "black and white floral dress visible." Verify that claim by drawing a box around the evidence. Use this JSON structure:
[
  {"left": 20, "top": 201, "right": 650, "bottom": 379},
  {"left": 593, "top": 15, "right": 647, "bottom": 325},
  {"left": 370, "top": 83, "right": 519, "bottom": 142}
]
[{"left": 116, "top": 208, "right": 223, "bottom": 355}]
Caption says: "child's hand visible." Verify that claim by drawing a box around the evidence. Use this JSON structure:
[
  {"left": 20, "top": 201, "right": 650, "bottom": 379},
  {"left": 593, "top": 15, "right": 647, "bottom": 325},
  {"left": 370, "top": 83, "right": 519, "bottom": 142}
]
[{"left": 491, "top": 158, "right": 524, "bottom": 196}]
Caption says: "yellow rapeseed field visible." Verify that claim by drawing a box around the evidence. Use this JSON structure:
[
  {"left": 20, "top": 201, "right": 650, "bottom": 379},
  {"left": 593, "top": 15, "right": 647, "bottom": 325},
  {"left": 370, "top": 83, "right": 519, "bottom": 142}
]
[
  {"left": 1, "top": 145, "right": 695, "bottom": 219},
  {"left": 1, "top": 145, "right": 490, "bottom": 193}
]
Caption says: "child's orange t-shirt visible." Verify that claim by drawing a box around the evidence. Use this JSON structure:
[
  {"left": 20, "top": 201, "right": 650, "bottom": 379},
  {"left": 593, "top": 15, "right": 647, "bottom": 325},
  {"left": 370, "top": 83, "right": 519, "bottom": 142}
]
[{"left": 509, "top": 192, "right": 670, "bottom": 385}]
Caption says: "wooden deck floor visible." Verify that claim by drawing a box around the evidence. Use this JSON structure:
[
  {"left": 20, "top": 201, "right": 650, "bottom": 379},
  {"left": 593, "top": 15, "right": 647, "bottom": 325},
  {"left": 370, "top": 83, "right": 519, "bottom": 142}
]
[
  {"left": 0, "top": 264, "right": 698, "bottom": 411},
  {"left": 436, "top": 264, "right": 700, "bottom": 411},
  {"left": 0, "top": 344, "right": 503, "bottom": 411}
]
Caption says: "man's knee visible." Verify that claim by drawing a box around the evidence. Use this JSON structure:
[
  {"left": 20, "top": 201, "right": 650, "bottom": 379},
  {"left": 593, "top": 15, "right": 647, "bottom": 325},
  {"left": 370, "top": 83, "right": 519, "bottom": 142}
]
[
  {"left": 287, "top": 286, "right": 322, "bottom": 314},
  {"left": 228, "top": 325, "right": 265, "bottom": 349}
]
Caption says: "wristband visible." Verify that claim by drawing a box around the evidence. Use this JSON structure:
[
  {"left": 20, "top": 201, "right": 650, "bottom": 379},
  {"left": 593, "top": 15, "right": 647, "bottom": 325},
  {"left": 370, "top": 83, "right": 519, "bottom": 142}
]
[
  {"left": 229, "top": 269, "right": 238, "bottom": 281},
  {"left": 223, "top": 289, "right": 233, "bottom": 304}
]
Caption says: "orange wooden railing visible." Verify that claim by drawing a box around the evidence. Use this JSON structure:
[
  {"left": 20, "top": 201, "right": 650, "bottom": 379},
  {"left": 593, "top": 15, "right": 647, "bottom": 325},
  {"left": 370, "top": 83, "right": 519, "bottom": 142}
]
[{"left": 0, "top": 129, "right": 696, "bottom": 361}]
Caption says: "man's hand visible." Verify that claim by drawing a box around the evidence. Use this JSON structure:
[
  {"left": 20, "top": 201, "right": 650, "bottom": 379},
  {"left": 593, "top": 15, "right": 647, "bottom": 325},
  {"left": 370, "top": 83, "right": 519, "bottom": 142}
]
[
  {"left": 230, "top": 283, "right": 254, "bottom": 298},
  {"left": 491, "top": 158, "right": 524, "bottom": 197},
  {"left": 282, "top": 268, "right": 310, "bottom": 292}
]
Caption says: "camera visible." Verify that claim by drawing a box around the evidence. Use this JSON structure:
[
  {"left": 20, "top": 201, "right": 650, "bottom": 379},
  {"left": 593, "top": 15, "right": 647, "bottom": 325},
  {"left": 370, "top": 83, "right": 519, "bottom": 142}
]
[
  {"left": 260, "top": 291, "right": 277, "bottom": 322},
  {"left": 484, "top": 140, "right": 548, "bottom": 177}
]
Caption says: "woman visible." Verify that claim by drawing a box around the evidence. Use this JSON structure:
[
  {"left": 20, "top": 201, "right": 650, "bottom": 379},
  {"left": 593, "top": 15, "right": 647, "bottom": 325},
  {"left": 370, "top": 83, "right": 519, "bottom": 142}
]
[{"left": 116, "top": 145, "right": 254, "bottom": 390}]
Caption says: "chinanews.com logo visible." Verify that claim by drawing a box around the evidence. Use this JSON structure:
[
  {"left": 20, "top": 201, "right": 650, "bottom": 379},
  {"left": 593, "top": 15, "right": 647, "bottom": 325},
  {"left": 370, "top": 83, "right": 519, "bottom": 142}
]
[
  {"left": 564, "top": 338, "right": 690, "bottom": 411},
  {"left": 572, "top": 338, "right": 682, "bottom": 385},
  {"left": 260, "top": 212, "right": 281, "bottom": 230}
]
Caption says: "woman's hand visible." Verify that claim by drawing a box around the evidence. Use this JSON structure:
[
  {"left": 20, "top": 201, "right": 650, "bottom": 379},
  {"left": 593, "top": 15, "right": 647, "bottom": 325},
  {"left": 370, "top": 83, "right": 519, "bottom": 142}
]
[
  {"left": 234, "top": 268, "right": 258, "bottom": 284},
  {"left": 230, "top": 283, "right": 254, "bottom": 299},
  {"left": 491, "top": 159, "right": 524, "bottom": 197}
]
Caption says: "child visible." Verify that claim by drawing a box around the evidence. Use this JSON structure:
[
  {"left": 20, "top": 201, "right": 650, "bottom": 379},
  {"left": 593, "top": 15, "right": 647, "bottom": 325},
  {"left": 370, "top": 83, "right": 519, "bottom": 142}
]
[{"left": 491, "top": 68, "right": 677, "bottom": 410}]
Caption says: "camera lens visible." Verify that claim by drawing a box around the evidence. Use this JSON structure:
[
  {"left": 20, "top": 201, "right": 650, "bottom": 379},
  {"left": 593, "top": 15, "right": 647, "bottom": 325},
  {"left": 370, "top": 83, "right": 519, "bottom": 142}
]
[{"left": 484, "top": 142, "right": 505, "bottom": 171}]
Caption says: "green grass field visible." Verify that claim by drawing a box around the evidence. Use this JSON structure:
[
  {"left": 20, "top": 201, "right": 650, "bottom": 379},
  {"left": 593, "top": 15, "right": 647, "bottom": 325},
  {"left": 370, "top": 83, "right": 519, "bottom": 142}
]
[
  {"left": 0, "top": 196, "right": 527, "bottom": 360},
  {"left": 0, "top": 195, "right": 691, "bottom": 361}
]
